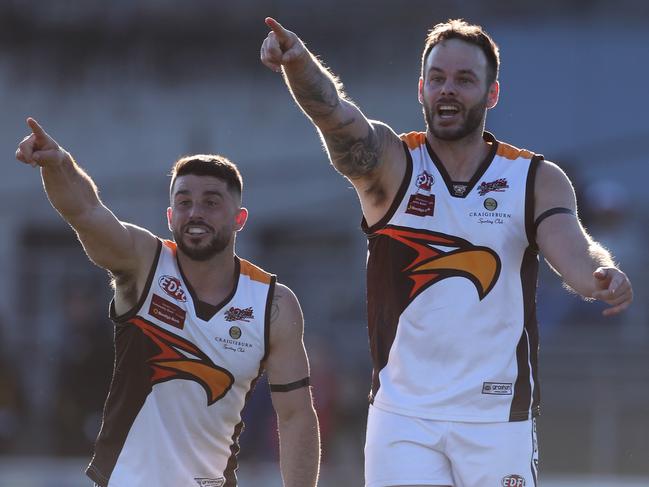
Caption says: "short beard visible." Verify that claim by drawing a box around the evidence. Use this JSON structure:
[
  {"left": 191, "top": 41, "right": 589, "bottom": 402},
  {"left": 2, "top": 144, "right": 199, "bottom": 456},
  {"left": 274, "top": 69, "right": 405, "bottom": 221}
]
[
  {"left": 173, "top": 228, "right": 231, "bottom": 261},
  {"left": 424, "top": 93, "right": 488, "bottom": 141}
]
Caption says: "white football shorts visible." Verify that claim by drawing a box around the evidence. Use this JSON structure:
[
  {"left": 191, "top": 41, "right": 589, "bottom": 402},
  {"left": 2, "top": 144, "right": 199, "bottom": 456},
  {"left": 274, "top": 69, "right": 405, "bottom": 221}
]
[{"left": 365, "top": 404, "right": 538, "bottom": 487}]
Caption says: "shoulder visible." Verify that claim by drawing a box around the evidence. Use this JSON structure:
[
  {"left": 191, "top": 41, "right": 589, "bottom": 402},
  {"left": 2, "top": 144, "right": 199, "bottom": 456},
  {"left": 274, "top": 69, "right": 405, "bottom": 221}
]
[
  {"left": 268, "top": 283, "right": 304, "bottom": 347},
  {"left": 271, "top": 283, "right": 303, "bottom": 322},
  {"left": 534, "top": 159, "right": 574, "bottom": 193},
  {"left": 533, "top": 159, "right": 577, "bottom": 215}
]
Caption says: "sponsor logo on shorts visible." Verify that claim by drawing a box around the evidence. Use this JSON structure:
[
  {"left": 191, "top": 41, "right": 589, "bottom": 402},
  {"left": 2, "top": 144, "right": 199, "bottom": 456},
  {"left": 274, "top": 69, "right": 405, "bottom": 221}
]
[
  {"left": 502, "top": 474, "right": 525, "bottom": 486},
  {"left": 482, "top": 382, "right": 513, "bottom": 395},
  {"left": 194, "top": 478, "right": 225, "bottom": 487}
]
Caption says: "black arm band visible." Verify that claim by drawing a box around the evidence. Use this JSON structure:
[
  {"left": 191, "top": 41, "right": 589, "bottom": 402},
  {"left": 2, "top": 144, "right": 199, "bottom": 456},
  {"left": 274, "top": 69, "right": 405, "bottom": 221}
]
[
  {"left": 534, "top": 207, "right": 574, "bottom": 229},
  {"left": 269, "top": 377, "right": 310, "bottom": 393}
]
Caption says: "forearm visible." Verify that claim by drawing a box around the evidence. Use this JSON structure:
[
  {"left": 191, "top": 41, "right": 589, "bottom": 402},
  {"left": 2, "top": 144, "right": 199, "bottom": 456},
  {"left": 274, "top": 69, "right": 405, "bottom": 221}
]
[
  {"left": 552, "top": 237, "right": 616, "bottom": 298},
  {"left": 277, "top": 408, "right": 320, "bottom": 487},
  {"left": 282, "top": 51, "right": 351, "bottom": 132},
  {"left": 41, "top": 153, "right": 101, "bottom": 225}
]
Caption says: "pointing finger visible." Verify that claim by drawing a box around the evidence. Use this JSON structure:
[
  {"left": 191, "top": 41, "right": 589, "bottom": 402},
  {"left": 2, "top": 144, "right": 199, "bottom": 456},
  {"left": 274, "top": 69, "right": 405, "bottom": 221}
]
[
  {"left": 27, "top": 117, "right": 46, "bottom": 135},
  {"left": 593, "top": 267, "right": 608, "bottom": 280},
  {"left": 265, "top": 17, "right": 287, "bottom": 38},
  {"left": 15, "top": 148, "right": 27, "bottom": 163}
]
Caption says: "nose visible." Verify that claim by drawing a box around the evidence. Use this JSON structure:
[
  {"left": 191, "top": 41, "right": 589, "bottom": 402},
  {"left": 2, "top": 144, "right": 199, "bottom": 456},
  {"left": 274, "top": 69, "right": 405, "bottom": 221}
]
[
  {"left": 440, "top": 79, "right": 457, "bottom": 96},
  {"left": 188, "top": 203, "right": 205, "bottom": 219}
]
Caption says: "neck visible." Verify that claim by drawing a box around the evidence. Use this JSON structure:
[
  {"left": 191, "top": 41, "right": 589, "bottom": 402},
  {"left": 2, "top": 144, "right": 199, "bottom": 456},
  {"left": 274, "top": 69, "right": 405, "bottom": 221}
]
[
  {"left": 177, "top": 246, "right": 237, "bottom": 305},
  {"left": 427, "top": 129, "right": 491, "bottom": 181}
]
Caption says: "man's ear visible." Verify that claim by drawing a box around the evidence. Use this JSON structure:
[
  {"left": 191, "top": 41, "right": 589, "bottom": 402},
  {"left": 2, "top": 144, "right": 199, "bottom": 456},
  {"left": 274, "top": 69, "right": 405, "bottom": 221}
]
[
  {"left": 235, "top": 208, "right": 249, "bottom": 231},
  {"left": 487, "top": 80, "right": 500, "bottom": 109},
  {"left": 418, "top": 77, "right": 424, "bottom": 105},
  {"left": 166, "top": 207, "right": 173, "bottom": 232}
]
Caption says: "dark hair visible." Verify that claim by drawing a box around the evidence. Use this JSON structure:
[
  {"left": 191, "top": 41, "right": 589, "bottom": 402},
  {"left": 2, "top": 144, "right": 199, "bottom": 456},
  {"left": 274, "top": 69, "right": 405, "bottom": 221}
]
[
  {"left": 421, "top": 19, "right": 500, "bottom": 87},
  {"left": 170, "top": 154, "right": 243, "bottom": 200}
]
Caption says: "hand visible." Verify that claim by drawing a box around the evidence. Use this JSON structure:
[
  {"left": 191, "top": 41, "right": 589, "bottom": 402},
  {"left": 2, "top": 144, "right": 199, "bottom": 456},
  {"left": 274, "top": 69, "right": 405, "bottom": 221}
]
[
  {"left": 591, "top": 267, "right": 633, "bottom": 316},
  {"left": 16, "top": 118, "right": 68, "bottom": 168},
  {"left": 261, "top": 17, "right": 307, "bottom": 72}
]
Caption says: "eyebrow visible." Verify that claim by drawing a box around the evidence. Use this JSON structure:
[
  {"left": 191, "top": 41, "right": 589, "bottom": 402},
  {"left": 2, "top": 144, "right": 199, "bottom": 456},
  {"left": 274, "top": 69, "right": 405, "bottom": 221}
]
[
  {"left": 173, "top": 189, "right": 225, "bottom": 198},
  {"left": 428, "top": 67, "right": 479, "bottom": 78}
]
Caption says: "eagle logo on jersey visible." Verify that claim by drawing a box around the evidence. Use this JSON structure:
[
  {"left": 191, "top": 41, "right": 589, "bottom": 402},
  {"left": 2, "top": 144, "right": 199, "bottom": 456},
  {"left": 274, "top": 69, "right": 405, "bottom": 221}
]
[
  {"left": 376, "top": 226, "right": 501, "bottom": 300},
  {"left": 130, "top": 317, "right": 234, "bottom": 405}
]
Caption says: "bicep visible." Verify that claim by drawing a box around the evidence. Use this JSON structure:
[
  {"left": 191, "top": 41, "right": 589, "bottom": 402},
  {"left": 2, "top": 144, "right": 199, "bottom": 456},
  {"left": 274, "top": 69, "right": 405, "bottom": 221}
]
[
  {"left": 321, "top": 118, "right": 405, "bottom": 225},
  {"left": 73, "top": 204, "right": 157, "bottom": 275},
  {"left": 265, "top": 284, "right": 313, "bottom": 415},
  {"left": 534, "top": 160, "right": 589, "bottom": 273}
]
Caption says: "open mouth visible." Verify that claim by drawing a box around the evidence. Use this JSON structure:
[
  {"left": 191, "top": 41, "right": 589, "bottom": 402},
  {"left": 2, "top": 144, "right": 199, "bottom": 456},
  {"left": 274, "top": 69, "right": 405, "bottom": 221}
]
[
  {"left": 184, "top": 224, "right": 212, "bottom": 236},
  {"left": 437, "top": 104, "right": 461, "bottom": 118}
]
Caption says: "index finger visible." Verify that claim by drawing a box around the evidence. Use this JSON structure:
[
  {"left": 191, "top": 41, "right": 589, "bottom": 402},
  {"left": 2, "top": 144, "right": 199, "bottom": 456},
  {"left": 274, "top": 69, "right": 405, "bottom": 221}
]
[
  {"left": 27, "top": 117, "right": 49, "bottom": 140},
  {"left": 265, "top": 17, "right": 289, "bottom": 40}
]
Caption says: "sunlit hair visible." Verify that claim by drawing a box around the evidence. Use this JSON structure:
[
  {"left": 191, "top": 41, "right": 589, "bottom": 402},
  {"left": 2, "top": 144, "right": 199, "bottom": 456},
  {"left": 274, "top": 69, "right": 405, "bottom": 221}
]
[
  {"left": 169, "top": 154, "right": 243, "bottom": 203},
  {"left": 421, "top": 19, "right": 500, "bottom": 87}
]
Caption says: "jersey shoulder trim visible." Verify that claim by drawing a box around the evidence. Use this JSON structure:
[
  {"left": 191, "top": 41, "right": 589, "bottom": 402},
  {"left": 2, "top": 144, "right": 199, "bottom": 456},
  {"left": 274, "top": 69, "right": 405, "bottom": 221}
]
[
  {"left": 496, "top": 141, "right": 535, "bottom": 161},
  {"left": 399, "top": 131, "right": 426, "bottom": 150},
  {"left": 162, "top": 239, "right": 177, "bottom": 253},
  {"left": 239, "top": 258, "right": 273, "bottom": 284}
]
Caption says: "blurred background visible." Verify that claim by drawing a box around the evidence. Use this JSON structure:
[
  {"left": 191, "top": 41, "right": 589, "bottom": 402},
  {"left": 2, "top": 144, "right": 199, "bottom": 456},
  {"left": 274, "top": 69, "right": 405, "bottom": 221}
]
[{"left": 0, "top": 0, "right": 647, "bottom": 486}]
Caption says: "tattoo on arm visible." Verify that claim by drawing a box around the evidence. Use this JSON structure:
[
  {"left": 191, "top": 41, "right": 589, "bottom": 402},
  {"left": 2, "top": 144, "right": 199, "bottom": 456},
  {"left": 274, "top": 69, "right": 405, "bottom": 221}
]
[
  {"left": 327, "top": 123, "right": 389, "bottom": 179},
  {"left": 290, "top": 64, "right": 343, "bottom": 121}
]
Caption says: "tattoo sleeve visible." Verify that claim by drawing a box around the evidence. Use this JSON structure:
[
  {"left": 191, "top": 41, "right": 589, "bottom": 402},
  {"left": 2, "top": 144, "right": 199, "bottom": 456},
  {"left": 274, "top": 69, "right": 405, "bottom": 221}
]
[
  {"left": 284, "top": 51, "right": 393, "bottom": 181},
  {"left": 326, "top": 123, "right": 393, "bottom": 179},
  {"left": 286, "top": 55, "right": 344, "bottom": 122}
]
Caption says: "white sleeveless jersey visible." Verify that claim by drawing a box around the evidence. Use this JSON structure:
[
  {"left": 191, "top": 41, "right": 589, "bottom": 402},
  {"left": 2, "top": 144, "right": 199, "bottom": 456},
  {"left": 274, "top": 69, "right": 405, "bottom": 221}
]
[
  {"left": 363, "top": 131, "right": 542, "bottom": 423},
  {"left": 87, "top": 240, "right": 275, "bottom": 487}
]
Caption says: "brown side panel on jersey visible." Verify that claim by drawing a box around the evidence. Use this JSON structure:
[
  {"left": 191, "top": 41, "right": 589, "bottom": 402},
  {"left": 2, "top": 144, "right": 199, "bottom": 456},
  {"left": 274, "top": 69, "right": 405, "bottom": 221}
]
[
  {"left": 509, "top": 155, "right": 542, "bottom": 421},
  {"left": 86, "top": 323, "right": 159, "bottom": 485},
  {"left": 509, "top": 247, "right": 540, "bottom": 421},
  {"left": 366, "top": 231, "right": 417, "bottom": 401}
]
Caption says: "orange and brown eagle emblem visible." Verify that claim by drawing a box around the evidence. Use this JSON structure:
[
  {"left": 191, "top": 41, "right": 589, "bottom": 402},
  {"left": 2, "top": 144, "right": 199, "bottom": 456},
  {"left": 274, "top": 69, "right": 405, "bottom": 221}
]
[
  {"left": 131, "top": 317, "right": 234, "bottom": 406},
  {"left": 376, "top": 226, "right": 501, "bottom": 300}
]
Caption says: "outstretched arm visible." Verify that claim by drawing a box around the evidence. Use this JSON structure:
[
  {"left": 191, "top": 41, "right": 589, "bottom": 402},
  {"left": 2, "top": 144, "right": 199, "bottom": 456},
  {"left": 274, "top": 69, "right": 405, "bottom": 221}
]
[
  {"left": 261, "top": 17, "right": 405, "bottom": 225},
  {"left": 265, "top": 283, "right": 320, "bottom": 487},
  {"left": 15, "top": 118, "right": 157, "bottom": 290},
  {"left": 535, "top": 160, "right": 633, "bottom": 316}
]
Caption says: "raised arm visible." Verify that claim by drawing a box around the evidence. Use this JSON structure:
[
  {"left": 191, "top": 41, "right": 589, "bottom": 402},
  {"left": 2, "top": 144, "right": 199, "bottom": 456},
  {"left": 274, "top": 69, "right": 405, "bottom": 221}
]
[
  {"left": 264, "top": 283, "right": 320, "bottom": 487},
  {"left": 15, "top": 118, "right": 157, "bottom": 309},
  {"left": 261, "top": 17, "right": 405, "bottom": 225},
  {"left": 534, "top": 160, "right": 632, "bottom": 316}
]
